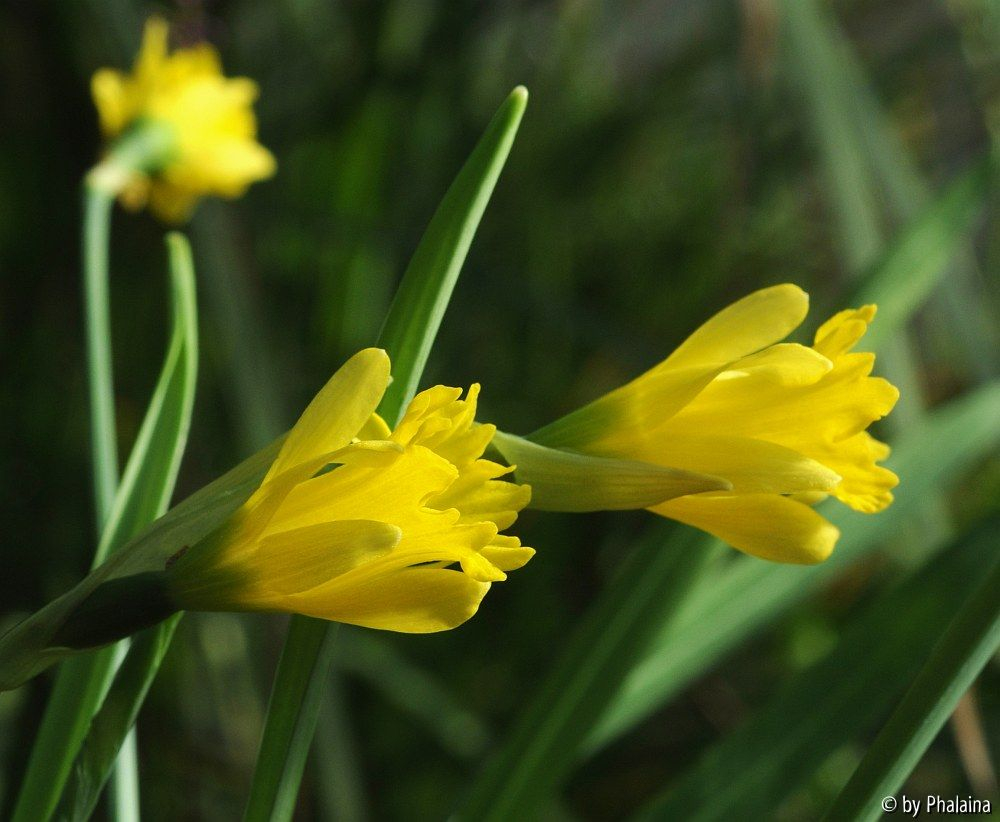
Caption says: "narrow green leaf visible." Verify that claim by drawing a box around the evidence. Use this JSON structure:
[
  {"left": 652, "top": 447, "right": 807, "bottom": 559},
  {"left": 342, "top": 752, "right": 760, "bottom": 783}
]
[
  {"left": 631, "top": 519, "right": 997, "bottom": 822},
  {"left": 56, "top": 618, "right": 181, "bottom": 822},
  {"left": 849, "top": 159, "right": 993, "bottom": 352},
  {"left": 803, "top": 0, "right": 999, "bottom": 378},
  {"left": 822, "top": 547, "right": 1000, "bottom": 822},
  {"left": 376, "top": 86, "right": 528, "bottom": 418},
  {"left": 12, "top": 234, "right": 199, "bottom": 822},
  {"left": 587, "top": 381, "right": 1000, "bottom": 752},
  {"left": 455, "top": 528, "right": 724, "bottom": 822},
  {"left": 0, "top": 444, "right": 276, "bottom": 691},
  {"left": 244, "top": 86, "right": 528, "bottom": 822}
]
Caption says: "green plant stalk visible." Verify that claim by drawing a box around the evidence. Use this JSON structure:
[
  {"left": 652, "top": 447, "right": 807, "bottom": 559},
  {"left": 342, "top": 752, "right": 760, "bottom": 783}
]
[
  {"left": 243, "top": 86, "right": 528, "bottom": 822},
  {"left": 85, "top": 179, "right": 141, "bottom": 822},
  {"left": 245, "top": 621, "right": 340, "bottom": 822},
  {"left": 822, "top": 554, "right": 1000, "bottom": 822},
  {"left": 456, "top": 528, "right": 723, "bottom": 821},
  {"left": 12, "top": 233, "right": 199, "bottom": 822},
  {"left": 81, "top": 177, "right": 140, "bottom": 822},
  {"left": 82, "top": 183, "right": 119, "bottom": 530}
]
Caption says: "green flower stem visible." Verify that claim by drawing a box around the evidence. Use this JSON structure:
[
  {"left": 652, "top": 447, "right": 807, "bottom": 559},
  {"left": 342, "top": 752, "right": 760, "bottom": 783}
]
[
  {"left": 83, "top": 182, "right": 119, "bottom": 528},
  {"left": 822, "top": 554, "right": 1000, "bottom": 822},
  {"left": 83, "top": 174, "right": 143, "bottom": 822},
  {"left": 12, "top": 181, "right": 124, "bottom": 822},
  {"left": 12, "top": 229, "right": 199, "bottom": 822},
  {"left": 243, "top": 86, "right": 527, "bottom": 822},
  {"left": 83, "top": 177, "right": 141, "bottom": 822},
  {"left": 245, "top": 621, "right": 341, "bottom": 822}
]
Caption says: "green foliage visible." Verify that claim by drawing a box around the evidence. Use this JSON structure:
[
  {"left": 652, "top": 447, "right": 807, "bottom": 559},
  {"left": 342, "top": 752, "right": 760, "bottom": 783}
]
[
  {"left": 823, "top": 530, "right": 1000, "bottom": 822},
  {"left": 10, "top": 235, "right": 199, "bottom": 821},
  {"left": 633, "top": 520, "right": 999, "bottom": 821},
  {"left": 1, "top": 2, "right": 997, "bottom": 821}
]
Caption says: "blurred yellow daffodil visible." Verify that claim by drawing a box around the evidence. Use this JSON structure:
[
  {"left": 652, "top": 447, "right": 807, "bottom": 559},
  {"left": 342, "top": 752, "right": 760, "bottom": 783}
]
[
  {"left": 167, "top": 349, "right": 532, "bottom": 632},
  {"left": 495, "top": 285, "right": 899, "bottom": 564},
  {"left": 89, "top": 17, "right": 275, "bottom": 222}
]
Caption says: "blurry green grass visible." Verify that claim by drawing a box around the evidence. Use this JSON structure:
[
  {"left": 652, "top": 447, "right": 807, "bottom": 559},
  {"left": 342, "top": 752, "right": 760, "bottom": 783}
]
[{"left": 0, "top": 1, "right": 996, "bottom": 820}]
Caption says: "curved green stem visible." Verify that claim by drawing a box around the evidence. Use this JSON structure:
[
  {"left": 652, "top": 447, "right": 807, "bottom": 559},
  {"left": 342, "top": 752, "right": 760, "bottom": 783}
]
[
  {"left": 11, "top": 180, "right": 128, "bottom": 822},
  {"left": 83, "top": 182, "right": 119, "bottom": 529},
  {"left": 82, "top": 179, "right": 141, "bottom": 822}
]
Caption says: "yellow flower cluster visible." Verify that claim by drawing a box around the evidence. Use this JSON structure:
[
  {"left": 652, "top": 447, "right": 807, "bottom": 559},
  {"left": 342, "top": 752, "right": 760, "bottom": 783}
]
[
  {"left": 167, "top": 349, "right": 532, "bottom": 632},
  {"left": 91, "top": 18, "right": 275, "bottom": 222},
  {"left": 524, "top": 285, "right": 899, "bottom": 563}
]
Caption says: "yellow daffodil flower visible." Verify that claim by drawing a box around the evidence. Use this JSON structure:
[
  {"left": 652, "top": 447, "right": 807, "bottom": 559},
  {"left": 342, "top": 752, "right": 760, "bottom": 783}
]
[
  {"left": 89, "top": 18, "right": 275, "bottom": 222},
  {"left": 167, "top": 349, "right": 533, "bottom": 632},
  {"left": 496, "top": 284, "right": 899, "bottom": 564}
]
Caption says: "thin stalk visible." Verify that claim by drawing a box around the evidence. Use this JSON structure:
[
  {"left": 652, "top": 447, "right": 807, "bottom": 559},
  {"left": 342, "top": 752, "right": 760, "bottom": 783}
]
[
  {"left": 83, "top": 183, "right": 119, "bottom": 528},
  {"left": 84, "top": 180, "right": 140, "bottom": 822},
  {"left": 12, "top": 180, "right": 138, "bottom": 822},
  {"left": 82, "top": 180, "right": 140, "bottom": 822},
  {"left": 244, "top": 622, "right": 340, "bottom": 822}
]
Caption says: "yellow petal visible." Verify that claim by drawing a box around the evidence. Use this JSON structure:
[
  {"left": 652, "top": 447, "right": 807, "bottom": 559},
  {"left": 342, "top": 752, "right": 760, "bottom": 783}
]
[
  {"left": 633, "top": 435, "right": 841, "bottom": 495},
  {"left": 267, "top": 444, "right": 457, "bottom": 535},
  {"left": 662, "top": 284, "right": 809, "bottom": 370},
  {"left": 147, "top": 181, "right": 199, "bottom": 223},
  {"left": 652, "top": 493, "right": 840, "bottom": 563},
  {"left": 428, "top": 458, "right": 532, "bottom": 529},
  {"left": 721, "top": 343, "right": 832, "bottom": 386},
  {"left": 663, "top": 352, "right": 899, "bottom": 448},
  {"left": 256, "top": 520, "right": 402, "bottom": 596},
  {"left": 810, "top": 431, "right": 898, "bottom": 513},
  {"left": 481, "top": 535, "right": 536, "bottom": 571},
  {"left": 356, "top": 413, "right": 392, "bottom": 440},
  {"left": 813, "top": 305, "right": 877, "bottom": 358},
  {"left": 287, "top": 567, "right": 491, "bottom": 633},
  {"left": 135, "top": 17, "right": 170, "bottom": 82},
  {"left": 90, "top": 69, "right": 131, "bottom": 137},
  {"left": 195, "top": 139, "right": 276, "bottom": 194},
  {"left": 265, "top": 348, "right": 391, "bottom": 483}
]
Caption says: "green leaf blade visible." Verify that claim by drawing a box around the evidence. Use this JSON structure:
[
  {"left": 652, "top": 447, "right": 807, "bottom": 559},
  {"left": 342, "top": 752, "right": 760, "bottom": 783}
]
[
  {"left": 821, "top": 543, "right": 1000, "bottom": 822},
  {"left": 631, "top": 520, "right": 998, "bottom": 822},
  {"left": 376, "top": 86, "right": 528, "bottom": 421},
  {"left": 455, "top": 528, "right": 724, "bottom": 821}
]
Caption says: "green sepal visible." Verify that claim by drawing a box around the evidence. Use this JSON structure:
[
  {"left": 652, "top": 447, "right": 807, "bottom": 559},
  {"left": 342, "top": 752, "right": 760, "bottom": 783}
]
[
  {"left": 86, "top": 119, "right": 180, "bottom": 195},
  {"left": 49, "top": 572, "right": 178, "bottom": 651},
  {"left": 490, "top": 430, "right": 730, "bottom": 512}
]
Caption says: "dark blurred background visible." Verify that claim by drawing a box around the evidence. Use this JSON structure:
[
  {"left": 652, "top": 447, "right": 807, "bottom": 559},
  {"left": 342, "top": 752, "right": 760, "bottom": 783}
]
[{"left": 0, "top": 1, "right": 997, "bottom": 819}]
